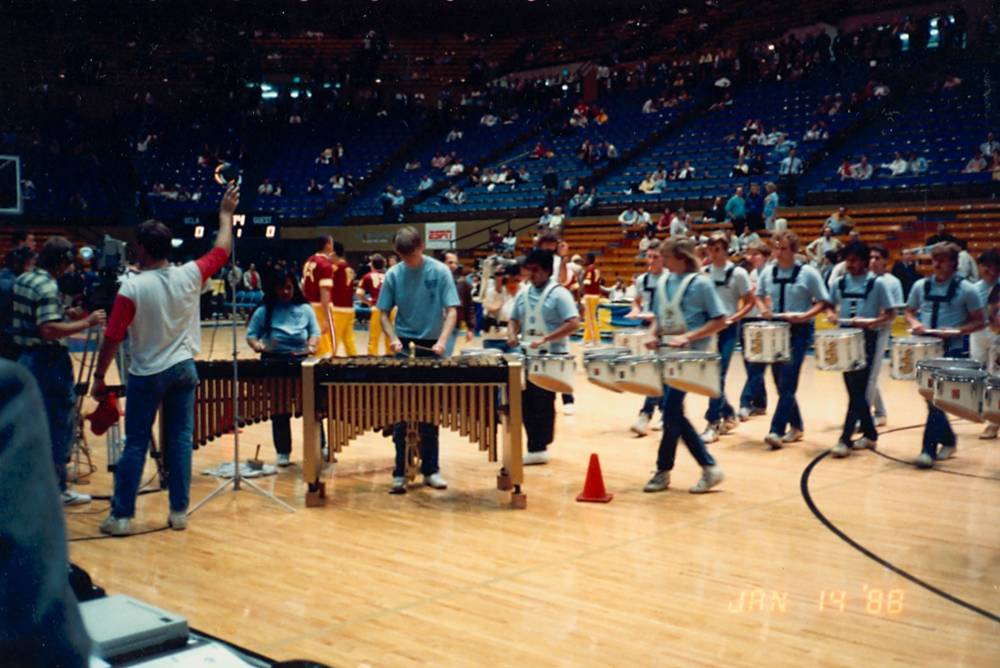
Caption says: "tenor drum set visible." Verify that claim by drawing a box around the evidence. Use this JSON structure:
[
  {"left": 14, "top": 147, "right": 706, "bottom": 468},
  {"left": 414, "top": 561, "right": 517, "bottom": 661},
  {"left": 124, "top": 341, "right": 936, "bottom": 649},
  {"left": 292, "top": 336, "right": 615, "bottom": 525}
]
[
  {"left": 889, "top": 337, "right": 1000, "bottom": 424},
  {"left": 582, "top": 332, "right": 722, "bottom": 399}
]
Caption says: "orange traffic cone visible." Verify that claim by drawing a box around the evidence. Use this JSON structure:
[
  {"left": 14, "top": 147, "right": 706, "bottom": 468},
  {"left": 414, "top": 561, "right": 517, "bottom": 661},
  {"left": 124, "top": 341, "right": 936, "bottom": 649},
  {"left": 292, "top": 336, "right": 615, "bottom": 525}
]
[{"left": 576, "top": 453, "right": 613, "bottom": 503}]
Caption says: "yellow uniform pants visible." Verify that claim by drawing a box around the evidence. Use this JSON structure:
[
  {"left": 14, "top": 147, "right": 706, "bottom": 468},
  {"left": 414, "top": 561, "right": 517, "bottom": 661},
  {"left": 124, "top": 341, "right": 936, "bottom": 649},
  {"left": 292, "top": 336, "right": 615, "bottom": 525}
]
[
  {"left": 332, "top": 307, "right": 357, "bottom": 357},
  {"left": 367, "top": 307, "right": 394, "bottom": 355},
  {"left": 582, "top": 294, "right": 601, "bottom": 344},
  {"left": 311, "top": 303, "right": 336, "bottom": 358}
]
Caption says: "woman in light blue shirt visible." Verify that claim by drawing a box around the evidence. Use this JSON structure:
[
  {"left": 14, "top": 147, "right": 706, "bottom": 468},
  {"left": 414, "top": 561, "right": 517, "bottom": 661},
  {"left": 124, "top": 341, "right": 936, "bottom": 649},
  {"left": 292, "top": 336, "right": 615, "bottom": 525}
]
[{"left": 247, "top": 268, "right": 319, "bottom": 465}]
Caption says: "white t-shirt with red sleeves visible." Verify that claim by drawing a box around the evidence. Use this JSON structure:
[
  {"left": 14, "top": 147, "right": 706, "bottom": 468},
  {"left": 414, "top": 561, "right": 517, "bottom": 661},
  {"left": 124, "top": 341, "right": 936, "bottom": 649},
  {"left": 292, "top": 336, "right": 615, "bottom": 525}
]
[{"left": 105, "top": 248, "right": 228, "bottom": 376}]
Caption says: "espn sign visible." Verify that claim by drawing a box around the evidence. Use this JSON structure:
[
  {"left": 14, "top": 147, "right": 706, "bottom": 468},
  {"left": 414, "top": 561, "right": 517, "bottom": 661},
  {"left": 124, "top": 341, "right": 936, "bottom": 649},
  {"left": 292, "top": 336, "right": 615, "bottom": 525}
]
[{"left": 425, "top": 222, "right": 456, "bottom": 250}]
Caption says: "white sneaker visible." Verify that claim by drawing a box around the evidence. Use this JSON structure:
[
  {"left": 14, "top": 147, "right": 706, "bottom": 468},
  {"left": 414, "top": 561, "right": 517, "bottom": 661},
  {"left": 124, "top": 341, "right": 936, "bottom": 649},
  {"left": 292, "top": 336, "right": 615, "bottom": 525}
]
[
  {"left": 99, "top": 515, "right": 132, "bottom": 536},
  {"left": 389, "top": 476, "right": 407, "bottom": 494},
  {"left": 276, "top": 453, "right": 291, "bottom": 467},
  {"left": 690, "top": 465, "right": 725, "bottom": 493},
  {"left": 831, "top": 441, "right": 850, "bottom": 458},
  {"left": 61, "top": 490, "right": 91, "bottom": 506},
  {"left": 701, "top": 425, "right": 719, "bottom": 443},
  {"left": 915, "top": 453, "right": 935, "bottom": 469},
  {"left": 979, "top": 423, "right": 999, "bottom": 440},
  {"left": 643, "top": 470, "right": 670, "bottom": 493},
  {"left": 723, "top": 417, "right": 739, "bottom": 434},
  {"left": 168, "top": 511, "right": 188, "bottom": 531},
  {"left": 874, "top": 416, "right": 887, "bottom": 428},
  {"left": 764, "top": 433, "right": 783, "bottom": 450},
  {"left": 424, "top": 472, "right": 448, "bottom": 489},
  {"left": 652, "top": 416, "right": 663, "bottom": 431},
  {"left": 523, "top": 450, "right": 550, "bottom": 465},
  {"left": 631, "top": 413, "right": 651, "bottom": 436},
  {"left": 782, "top": 428, "right": 803, "bottom": 444},
  {"left": 737, "top": 407, "right": 751, "bottom": 422},
  {"left": 936, "top": 445, "right": 956, "bottom": 461},
  {"left": 562, "top": 403, "right": 575, "bottom": 416},
  {"left": 853, "top": 437, "right": 876, "bottom": 451}
]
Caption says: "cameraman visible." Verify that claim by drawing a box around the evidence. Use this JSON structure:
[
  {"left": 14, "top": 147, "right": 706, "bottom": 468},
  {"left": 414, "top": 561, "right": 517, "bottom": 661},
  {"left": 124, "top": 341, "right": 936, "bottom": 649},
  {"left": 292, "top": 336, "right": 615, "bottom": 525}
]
[
  {"left": 13, "top": 237, "right": 106, "bottom": 505},
  {"left": 92, "top": 186, "right": 239, "bottom": 536}
]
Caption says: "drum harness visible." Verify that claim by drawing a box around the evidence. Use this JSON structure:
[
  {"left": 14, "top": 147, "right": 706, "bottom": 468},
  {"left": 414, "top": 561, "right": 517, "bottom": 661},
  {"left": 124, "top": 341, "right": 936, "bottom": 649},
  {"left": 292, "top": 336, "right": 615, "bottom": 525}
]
[
  {"left": 523, "top": 278, "right": 564, "bottom": 355},
  {"left": 923, "top": 275, "right": 964, "bottom": 329}
]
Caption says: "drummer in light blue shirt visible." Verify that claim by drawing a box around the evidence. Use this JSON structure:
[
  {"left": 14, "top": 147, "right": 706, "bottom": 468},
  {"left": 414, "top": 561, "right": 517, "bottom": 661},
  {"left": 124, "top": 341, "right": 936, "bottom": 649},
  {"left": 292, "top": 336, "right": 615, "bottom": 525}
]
[
  {"left": 755, "top": 231, "right": 831, "bottom": 449},
  {"left": 904, "top": 242, "right": 984, "bottom": 469},
  {"left": 826, "top": 241, "right": 896, "bottom": 457},
  {"left": 643, "top": 237, "right": 727, "bottom": 496},
  {"left": 867, "top": 244, "right": 905, "bottom": 426},
  {"left": 508, "top": 249, "right": 580, "bottom": 465}
]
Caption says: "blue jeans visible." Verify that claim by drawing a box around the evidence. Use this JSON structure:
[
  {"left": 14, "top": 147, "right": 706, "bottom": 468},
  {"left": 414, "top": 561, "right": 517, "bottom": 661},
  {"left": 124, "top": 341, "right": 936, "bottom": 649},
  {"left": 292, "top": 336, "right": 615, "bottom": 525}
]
[
  {"left": 921, "top": 350, "right": 959, "bottom": 457},
  {"left": 656, "top": 385, "right": 716, "bottom": 472},
  {"left": 706, "top": 323, "right": 738, "bottom": 423},
  {"left": 18, "top": 347, "right": 75, "bottom": 492},
  {"left": 113, "top": 359, "right": 198, "bottom": 517},
  {"left": 740, "top": 359, "right": 768, "bottom": 410},
  {"left": 639, "top": 395, "right": 663, "bottom": 417},
  {"left": 392, "top": 338, "right": 440, "bottom": 478},
  {"left": 768, "top": 323, "right": 811, "bottom": 436},
  {"left": 840, "top": 331, "right": 878, "bottom": 444}
]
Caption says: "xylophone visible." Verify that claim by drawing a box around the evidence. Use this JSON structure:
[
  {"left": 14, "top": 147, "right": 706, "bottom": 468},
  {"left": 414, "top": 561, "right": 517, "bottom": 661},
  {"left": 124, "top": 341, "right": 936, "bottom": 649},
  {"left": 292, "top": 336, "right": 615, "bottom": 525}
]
[
  {"left": 190, "top": 360, "right": 303, "bottom": 447},
  {"left": 301, "top": 354, "right": 525, "bottom": 508}
]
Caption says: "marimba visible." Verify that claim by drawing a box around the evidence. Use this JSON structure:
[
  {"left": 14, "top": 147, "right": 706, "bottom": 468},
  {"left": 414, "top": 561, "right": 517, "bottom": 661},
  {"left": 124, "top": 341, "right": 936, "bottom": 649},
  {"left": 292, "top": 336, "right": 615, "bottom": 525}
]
[
  {"left": 301, "top": 355, "right": 525, "bottom": 508},
  {"left": 191, "top": 360, "right": 303, "bottom": 447}
]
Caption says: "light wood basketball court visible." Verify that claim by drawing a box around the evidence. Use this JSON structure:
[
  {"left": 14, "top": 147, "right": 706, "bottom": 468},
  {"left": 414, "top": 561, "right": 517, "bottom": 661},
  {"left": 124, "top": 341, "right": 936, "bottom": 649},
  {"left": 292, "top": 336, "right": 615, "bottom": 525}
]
[{"left": 66, "top": 327, "right": 999, "bottom": 667}]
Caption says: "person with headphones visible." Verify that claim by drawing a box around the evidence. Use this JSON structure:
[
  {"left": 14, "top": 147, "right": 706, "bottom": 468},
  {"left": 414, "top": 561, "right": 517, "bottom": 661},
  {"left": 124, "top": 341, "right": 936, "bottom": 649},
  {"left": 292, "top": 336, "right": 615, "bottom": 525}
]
[{"left": 13, "top": 237, "right": 106, "bottom": 505}]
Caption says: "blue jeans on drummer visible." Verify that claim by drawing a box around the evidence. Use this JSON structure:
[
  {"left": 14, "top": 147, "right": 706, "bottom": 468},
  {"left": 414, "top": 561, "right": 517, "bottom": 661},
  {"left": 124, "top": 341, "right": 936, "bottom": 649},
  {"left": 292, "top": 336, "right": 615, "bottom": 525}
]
[
  {"left": 706, "top": 323, "right": 738, "bottom": 424},
  {"left": 392, "top": 338, "right": 440, "bottom": 478},
  {"left": 769, "top": 323, "right": 811, "bottom": 436},
  {"left": 18, "top": 346, "right": 75, "bottom": 492},
  {"left": 921, "top": 349, "right": 959, "bottom": 457},
  {"left": 113, "top": 359, "right": 198, "bottom": 518},
  {"left": 657, "top": 386, "right": 716, "bottom": 472},
  {"left": 740, "top": 359, "right": 767, "bottom": 410}
]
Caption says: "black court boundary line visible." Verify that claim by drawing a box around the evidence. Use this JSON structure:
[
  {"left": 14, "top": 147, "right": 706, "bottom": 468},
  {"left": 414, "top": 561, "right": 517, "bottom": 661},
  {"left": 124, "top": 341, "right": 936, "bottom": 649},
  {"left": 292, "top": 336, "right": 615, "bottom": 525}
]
[{"left": 800, "top": 451, "right": 1000, "bottom": 623}]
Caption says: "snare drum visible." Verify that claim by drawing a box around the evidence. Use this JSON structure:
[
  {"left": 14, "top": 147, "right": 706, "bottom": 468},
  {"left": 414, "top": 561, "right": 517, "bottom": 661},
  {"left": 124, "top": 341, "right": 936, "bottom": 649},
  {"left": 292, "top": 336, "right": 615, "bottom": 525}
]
[
  {"left": 931, "top": 368, "right": 987, "bottom": 423},
  {"left": 610, "top": 354, "right": 663, "bottom": 396},
  {"left": 583, "top": 347, "right": 630, "bottom": 392},
  {"left": 613, "top": 329, "right": 656, "bottom": 355},
  {"left": 983, "top": 376, "right": 1000, "bottom": 423},
  {"left": 814, "top": 328, "right": 866, "bottom": 372},
  {"left": 890, "top": 336, "right": 944, "bottom": 380},
  {"left": 526, "top": 354, "right": 576, "bottom": 394},
  {"left": 660, "top": 351, "right": 722, "bottom": 397},
  {"left": 914, "top": 358, "right": 984, "bottom": 400},
  {"left": 742, "top": 321, "right": 791, "bottom": 363}
]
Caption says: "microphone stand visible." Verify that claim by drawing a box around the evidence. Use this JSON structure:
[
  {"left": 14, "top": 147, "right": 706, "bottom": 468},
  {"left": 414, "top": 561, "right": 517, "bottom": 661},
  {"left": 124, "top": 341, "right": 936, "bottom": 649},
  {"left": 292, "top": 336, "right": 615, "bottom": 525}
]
[{"left": 189, "top": 220, "right": 295, "bottom": 515}]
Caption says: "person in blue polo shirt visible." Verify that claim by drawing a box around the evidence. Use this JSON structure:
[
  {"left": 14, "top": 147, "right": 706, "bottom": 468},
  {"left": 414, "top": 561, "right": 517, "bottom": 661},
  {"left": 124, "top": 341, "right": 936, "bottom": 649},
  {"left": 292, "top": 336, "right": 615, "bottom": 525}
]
[
  {"left": 905, "top": 242, "right": 984, "bottom": 468},
  {"left": 378, "top": 226, "right": 460, "bottom": 492},
  {"left": 643, "top": 237, "right": 728, "bottom": 495},
  {"left": 755, "top": 231, "right": 831, "bottom": 450},
  {"left": 826, "top": 241, "right": 896, "bottom": 457}
]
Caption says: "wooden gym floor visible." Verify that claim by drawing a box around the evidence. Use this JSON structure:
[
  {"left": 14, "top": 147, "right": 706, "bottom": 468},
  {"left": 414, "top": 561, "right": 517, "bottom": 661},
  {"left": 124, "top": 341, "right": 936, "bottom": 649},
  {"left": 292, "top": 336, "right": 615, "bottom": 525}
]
[{"left": 66, "top": 327, "right": 999, "bottom": 667}]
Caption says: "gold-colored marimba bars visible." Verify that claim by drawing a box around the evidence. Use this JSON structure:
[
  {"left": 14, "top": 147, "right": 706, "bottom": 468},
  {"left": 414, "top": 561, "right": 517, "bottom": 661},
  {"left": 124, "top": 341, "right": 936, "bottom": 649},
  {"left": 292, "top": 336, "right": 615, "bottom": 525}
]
[
  {"left": 301, "top": 355, "right": 525, "bottom": 508},
  {"left": 190, "top": 360, "right": 303, "bottom": 447}
]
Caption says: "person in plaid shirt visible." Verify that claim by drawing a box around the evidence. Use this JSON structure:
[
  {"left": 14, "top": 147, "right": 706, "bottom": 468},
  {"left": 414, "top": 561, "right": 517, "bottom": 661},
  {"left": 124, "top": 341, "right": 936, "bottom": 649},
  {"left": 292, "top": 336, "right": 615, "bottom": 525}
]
[{"left": 13, "top": 236, "right": 106, "bottom": 505}]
